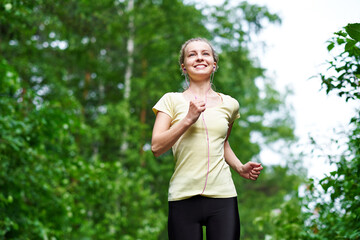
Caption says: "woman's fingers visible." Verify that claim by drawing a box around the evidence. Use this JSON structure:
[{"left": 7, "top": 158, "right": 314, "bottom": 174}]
[
  {"left": 191, "top": 99, "right": 206, "bottom": 112},
  {"left": 187, "top": 100, "right": 206, "bottom": 124},
  {"left": 249, "top": 174, "right": 258, "bottom": 181},
  {"left": 248, "top": 165, "right": 263, "bottom": 180}
]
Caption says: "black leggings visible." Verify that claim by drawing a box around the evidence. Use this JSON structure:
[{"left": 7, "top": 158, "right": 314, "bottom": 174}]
[{"left": 168, "top": 195, "right": 240, "bottom": 240}]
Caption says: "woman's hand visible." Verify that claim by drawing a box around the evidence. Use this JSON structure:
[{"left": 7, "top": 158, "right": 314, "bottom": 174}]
[
  {"left": 238, "top": 162, "right": 263, "bottom": 181},
  {"left": 185, "top": 99, "right": 206, "bottom": 124}
]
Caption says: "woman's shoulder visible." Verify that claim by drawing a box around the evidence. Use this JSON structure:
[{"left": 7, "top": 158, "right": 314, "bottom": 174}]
[
  {"left": 157, "top": 92, "right": 184, "bottom": 105},
  {"left": 218, "top": 92, "right": 239, "bottom": 106},
  {"left": 161, "top": 92, "right": 183, "bottom": 99}
]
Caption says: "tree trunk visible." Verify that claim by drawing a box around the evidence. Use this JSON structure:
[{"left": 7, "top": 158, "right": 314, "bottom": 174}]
[{"left": 121, "top": 0, "right": 135, "bottom": 152}]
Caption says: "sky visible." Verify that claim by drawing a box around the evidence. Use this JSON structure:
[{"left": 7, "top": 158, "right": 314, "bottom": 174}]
[{"left": 193, "top": 0, "right": 360, "bottom": 179}]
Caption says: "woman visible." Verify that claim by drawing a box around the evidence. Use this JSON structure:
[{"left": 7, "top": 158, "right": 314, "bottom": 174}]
[{"left": 151, "top": 38, "right": 263, "bottom": 240}]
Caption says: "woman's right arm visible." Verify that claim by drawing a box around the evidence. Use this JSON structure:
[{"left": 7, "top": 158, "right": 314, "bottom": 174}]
[{"left": 151, "top": 99, "right": 205, "bottom": 157}]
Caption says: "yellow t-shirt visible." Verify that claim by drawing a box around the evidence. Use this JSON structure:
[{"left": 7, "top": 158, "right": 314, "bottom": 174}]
[{"left": 153, "top": 92, "right": 240, "bottom": 201}]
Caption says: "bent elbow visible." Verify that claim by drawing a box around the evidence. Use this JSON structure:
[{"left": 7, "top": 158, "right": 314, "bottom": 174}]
[
  {"left": 152, "top": 149, "right": 160, "bottom": 158},
  {"left": 151, "top": 144, "right": 161, "bottom": 157}
]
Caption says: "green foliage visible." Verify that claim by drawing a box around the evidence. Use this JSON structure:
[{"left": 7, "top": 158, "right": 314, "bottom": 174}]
[
  {"left": 266, "top": 23, "right": 360, "bottom": 240},
  {"left": 306, "top": 23, "right": 360, "bottom": 239},
  {"left": 237, "top": 161, "right": 306, "bottom": 240},
  {"left": 0, "top": 58, "right": 165, "bottom": 239},
  {"left": 345, "top": 23, "right": 360, "bottom": 42},
  {"left": 308, "top": 112, "right": 360, "bottom": 239},
  {"left": 321, "top": 23, "right": 360, "bottom": 101}
]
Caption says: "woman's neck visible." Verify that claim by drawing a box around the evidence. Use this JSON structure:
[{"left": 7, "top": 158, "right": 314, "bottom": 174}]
[{"left": 186, "top": 81, "right": 213, "bottom": 99}]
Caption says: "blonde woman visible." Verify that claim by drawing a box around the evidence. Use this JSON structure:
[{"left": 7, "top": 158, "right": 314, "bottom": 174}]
[{"left": 151, "top": 38, "right": 263, "bottom": 240}]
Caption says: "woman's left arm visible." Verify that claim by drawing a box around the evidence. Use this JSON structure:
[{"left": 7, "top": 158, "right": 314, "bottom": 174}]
[{"left": 224, "top": 122, "right": 263, "bottom": 181}]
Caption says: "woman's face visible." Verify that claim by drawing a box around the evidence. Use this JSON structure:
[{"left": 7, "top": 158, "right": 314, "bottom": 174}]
[{"left": 182, "top": 41, "right": 216, "bottom": 79}]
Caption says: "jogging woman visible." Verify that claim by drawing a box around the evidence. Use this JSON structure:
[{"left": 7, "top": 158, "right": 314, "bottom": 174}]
[{"left": 151, "top": 38, "right": 263, "bottom": 240}]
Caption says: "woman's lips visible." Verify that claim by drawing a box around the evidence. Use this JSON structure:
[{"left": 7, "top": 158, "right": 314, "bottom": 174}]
[{"left": 194, "top": 64, "right": 207, "bottom": 69}]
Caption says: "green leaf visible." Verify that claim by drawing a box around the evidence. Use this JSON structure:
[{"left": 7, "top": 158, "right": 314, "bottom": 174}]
[
  {"left": 327, "top": 42, "right": 335, "bottom": 51},
  {"left": 345, "top": 39, "right": 357, "bottom": 52},
  {"left": 337, "top": 38, "right": 346, "bottom": 45},
  {"left": 345, "top": 23, "right": 360, "bottom": 41},
  {"left": 334, "top": 30, "right": 347, "bottom": 38}
]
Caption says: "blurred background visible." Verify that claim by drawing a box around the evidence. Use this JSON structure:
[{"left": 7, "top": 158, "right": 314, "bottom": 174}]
[{"left": 1, "top": 0, "right": 359, "bottom": 239}]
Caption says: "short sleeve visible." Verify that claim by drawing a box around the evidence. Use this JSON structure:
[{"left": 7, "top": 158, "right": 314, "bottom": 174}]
[
  {"left": 230, "top": 98, "right": 240, "bottom": 123},
  {"left": 152, "top": 93, "right": 174, "bottom": 118}
]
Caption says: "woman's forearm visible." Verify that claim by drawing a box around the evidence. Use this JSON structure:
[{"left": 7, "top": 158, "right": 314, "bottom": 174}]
[
  {"left": 224, "top": 140, "right": 243, "bottom": 174},
  {"left": 152, "top": 100, "right": 205, "bottom": 157},
  {"left": 151, "top": 116, "right": 193, "bottom": 157}
]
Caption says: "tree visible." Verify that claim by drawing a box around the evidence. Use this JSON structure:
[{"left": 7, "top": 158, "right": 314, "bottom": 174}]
[
  {"left": 307, "top": 22, "right": 360, "bottom": 240},
  {"left": 267, "top": 23, "right": 360, "bottom": 240},
  {"left": 0, "top": 1, "right": 166, "bottom": 238}
]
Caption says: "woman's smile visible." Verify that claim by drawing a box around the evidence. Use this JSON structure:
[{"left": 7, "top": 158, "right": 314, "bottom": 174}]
[{"left": 194, "top": 64, "right": 208, "bottom": 69}]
